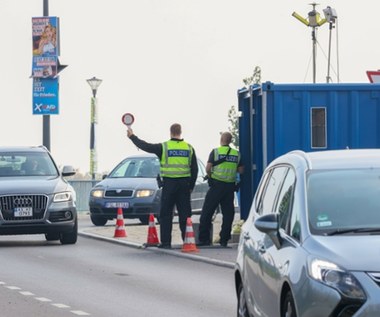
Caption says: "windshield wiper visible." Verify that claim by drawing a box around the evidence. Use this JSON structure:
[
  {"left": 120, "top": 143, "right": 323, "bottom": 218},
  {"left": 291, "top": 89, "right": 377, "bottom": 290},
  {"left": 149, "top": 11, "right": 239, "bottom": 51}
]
[{"left": 326, "top": 228, "right": 380, "bottom": 236}]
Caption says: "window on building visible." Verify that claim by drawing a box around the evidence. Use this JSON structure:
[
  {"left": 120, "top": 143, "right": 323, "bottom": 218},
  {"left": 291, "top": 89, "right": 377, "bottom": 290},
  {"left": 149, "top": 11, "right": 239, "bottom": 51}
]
[{"left": 311, "top": 107, "right": 327, "bottom": 148}]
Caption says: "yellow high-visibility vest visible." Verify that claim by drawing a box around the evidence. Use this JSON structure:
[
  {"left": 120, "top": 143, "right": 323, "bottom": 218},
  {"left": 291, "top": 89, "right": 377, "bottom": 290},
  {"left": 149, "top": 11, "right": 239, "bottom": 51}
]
[
  {"left": 211, "top": 146, "right": 239, "bottom": 183},
  {"left": 160, "top": 140, "right": 193, "bottom": 178}
]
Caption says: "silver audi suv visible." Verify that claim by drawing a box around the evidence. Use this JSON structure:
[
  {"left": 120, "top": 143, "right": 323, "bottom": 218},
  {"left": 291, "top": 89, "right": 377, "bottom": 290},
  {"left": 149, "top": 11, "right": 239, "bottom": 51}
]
[{"left": 0, "top": 146, "right": 78, "bottom": 244}]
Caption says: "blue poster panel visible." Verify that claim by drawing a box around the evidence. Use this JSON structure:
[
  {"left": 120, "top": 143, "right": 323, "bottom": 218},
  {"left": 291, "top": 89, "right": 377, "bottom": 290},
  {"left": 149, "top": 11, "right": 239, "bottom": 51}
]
[
  {"left": 33, "top": 78, "right": 59, "bottom": 115},
  {"left": 32, "top": 17, "right": 60, "bottom": 78}
]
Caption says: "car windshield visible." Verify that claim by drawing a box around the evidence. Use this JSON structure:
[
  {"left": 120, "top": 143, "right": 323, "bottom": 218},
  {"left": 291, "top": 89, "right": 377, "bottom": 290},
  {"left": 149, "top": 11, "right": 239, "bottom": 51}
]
[
  {"left": 109, "top": 157, "right": 160, "bottom": 178},
  {"left": 0, "top": 151, "right": 58, "bottom": 177},
  {"left": 307, "top": 168, "right": 380, "bottom": 235}
]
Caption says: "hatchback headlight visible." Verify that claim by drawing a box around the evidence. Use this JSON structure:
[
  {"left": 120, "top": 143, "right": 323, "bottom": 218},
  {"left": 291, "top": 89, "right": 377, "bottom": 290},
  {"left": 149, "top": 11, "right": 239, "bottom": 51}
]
[
  {"left": 91, "top": 189, "right": 104, "bottom": 198},
  {"left": 54, "top": 192, "right": 72, "bottom": 202},
  {"left": 135, "top": 190, "right": 154, "bottom": 198},
  {"left": 308, "top": 258, "right": 366, "bottom": 300}
]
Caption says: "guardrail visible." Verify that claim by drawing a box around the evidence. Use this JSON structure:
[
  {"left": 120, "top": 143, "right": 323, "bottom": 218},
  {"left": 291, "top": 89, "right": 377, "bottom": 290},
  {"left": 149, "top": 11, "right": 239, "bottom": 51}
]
[{"left": 68, "top": 180, "right": 98, "bottom": 212}]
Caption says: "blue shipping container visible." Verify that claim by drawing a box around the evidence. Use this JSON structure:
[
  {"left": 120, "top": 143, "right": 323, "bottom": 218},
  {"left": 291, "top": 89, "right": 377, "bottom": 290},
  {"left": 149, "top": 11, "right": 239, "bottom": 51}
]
[{"left": 238, "top": 81, "right": 380, "bottom": 219}]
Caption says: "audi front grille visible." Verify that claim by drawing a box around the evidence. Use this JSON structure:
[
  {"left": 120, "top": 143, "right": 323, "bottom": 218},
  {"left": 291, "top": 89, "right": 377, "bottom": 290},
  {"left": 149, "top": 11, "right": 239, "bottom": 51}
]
[{"left": 0, "top": 195, "right": 48, "bottom": 221}]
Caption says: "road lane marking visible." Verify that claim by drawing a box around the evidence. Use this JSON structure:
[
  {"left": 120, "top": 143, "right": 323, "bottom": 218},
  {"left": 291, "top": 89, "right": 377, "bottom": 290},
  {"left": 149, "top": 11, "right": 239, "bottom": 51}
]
[
  {"left": 1, "top": 281, "right": 90, "bottom": 315},
  {"left": 20, "top": 291, "right": 35, "bottom": 296},
  {"left": 52, "top": 303, "right": 70, "bottom": 308},
  {"left": 35, "top": 297, "right": 52, "bottom": 302},
  {"left": 71, "top": 311, "right": 90, "bottom": 316}
]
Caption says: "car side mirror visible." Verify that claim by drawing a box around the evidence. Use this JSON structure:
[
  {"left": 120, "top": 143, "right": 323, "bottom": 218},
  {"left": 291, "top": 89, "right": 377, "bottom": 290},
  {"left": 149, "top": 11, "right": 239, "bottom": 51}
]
[
  {"left": 254, "top": 213, "right": 282, "bottom": 249},
  {"left": 102, "top": 174, "right": 107, "bottom": 180},
  {"left": 62, "top": 165, "right": 76, "bottom": 177}
]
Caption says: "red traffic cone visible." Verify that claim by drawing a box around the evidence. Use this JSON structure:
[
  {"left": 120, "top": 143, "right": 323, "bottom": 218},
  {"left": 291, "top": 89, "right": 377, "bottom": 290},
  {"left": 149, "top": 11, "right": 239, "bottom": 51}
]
[
  {"left": 181, "top": 217, "right": 199, "bottom": 253},
  {"left": 114, "top": 208, "right": 127, "bottom": 238},
  {"left": 146, "top": 213, "right": 160, "bottom": 246}
]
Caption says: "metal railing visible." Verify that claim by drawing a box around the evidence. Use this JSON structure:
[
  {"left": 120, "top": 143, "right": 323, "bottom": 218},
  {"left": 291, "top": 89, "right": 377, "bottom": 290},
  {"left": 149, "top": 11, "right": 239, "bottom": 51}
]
[{"left": 68, "top": 180, "right": 98, "bottom": 212}]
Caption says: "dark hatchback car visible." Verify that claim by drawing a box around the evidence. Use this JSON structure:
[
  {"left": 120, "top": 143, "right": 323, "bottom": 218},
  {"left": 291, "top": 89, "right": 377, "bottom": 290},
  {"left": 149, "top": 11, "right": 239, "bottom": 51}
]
[
  {"left": 235, "top": 149, "right": 380, "bottom": 317},
  {"left": 0, "top": 146, "right": 78, "bottom": 244},
  {"left": 89, "top": 153, "right": 209, "bottom": 225}
]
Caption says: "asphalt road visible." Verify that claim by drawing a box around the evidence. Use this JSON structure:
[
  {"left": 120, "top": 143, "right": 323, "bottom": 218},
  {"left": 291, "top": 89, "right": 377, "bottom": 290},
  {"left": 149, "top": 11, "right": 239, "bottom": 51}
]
[{"left": 0, "top": 234, "right": 236, "bottom": 317}]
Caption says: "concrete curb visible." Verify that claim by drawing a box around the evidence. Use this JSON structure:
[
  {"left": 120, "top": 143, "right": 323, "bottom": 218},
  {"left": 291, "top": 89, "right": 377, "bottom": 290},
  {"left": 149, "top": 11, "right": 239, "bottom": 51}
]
[{"left": 79, "top": 230, "right": 235, "bottom": 269}]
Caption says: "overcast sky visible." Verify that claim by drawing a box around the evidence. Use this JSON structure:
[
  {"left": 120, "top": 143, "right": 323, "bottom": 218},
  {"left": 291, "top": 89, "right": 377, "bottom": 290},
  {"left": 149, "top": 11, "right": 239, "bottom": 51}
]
[{"left": 1, "top": 0, "right": 379, "bottom": 173}]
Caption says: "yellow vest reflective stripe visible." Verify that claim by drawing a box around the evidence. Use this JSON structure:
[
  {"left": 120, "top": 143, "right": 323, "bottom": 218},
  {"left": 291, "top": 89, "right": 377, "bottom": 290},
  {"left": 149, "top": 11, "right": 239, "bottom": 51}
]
[
  {"left": 211, "top": 146, "right": 239, "bottom": 183},
  {"left": 160, "top": 141, "right": 193, "bottom": 178}
]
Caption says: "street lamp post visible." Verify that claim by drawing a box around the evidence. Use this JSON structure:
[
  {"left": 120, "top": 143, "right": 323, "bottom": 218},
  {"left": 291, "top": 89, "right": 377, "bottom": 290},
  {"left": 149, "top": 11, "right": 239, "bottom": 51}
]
[{"left": 86, "top": 76, "right": 102, "bottom": 180}]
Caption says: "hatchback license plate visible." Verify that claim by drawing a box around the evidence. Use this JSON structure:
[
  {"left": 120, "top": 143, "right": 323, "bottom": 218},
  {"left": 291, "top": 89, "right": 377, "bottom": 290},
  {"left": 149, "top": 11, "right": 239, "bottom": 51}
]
[
  {"left": 14, "top": 207, "right": 33, "bottom": 217},
  {"left": 105, "top": 202, "right": 129, "bottom": 208}
]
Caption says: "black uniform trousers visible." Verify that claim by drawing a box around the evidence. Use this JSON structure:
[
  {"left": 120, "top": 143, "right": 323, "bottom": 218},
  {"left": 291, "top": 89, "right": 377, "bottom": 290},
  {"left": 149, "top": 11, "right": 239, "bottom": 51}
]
[
  {"left": 160, "top": 177, "right": 192, "bottom": 246},
  {"left": 198, "top": 180, "right": 235, "bottom": 244}
]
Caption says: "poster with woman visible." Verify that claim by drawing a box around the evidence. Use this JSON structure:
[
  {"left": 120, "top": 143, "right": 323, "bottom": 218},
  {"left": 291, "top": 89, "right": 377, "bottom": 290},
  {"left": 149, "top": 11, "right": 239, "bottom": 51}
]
[{"left": 32, "top": 17, "right": 59, "bottom": 78}]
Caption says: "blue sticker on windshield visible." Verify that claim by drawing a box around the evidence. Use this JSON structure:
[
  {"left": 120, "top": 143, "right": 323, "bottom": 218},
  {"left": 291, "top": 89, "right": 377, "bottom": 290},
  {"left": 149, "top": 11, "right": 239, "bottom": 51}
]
[{"left": 316, "top": 214, "right": 332, "bottom": 227}]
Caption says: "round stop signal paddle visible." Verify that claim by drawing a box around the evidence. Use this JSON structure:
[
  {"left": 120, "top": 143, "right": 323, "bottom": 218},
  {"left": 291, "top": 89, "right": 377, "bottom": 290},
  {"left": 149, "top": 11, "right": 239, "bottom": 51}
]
[{"left": 122, "top": 113, "right": 135, "bottom": 127}]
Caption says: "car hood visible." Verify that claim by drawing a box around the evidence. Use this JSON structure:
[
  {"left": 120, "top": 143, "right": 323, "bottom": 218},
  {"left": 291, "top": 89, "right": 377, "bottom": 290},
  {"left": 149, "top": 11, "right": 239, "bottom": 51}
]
[
  {"left": 0, "top": 176, "right": 69, "bottom": 195},
  {"left": 94, "top": 177, "right": 158, "bottom": 190},
  {"left": 305, "top": 235, "right": 380, "bottom": 271}
]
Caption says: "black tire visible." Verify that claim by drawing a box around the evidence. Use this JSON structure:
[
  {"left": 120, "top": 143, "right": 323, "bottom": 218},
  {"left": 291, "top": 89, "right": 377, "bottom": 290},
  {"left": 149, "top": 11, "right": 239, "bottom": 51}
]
[
  {"left": 45, "top": 232, "right": 60, "bottom": 241},
  {"left": 237, "top": 283, "right": 249, "bottom": 317},
  {"left": 281, "top": 291, "right": 297, "bottom": 317},
  {"left": 90, "top": 214, "right": 108, "bottom": 226},
  {"left": 60, "top": 218, "right": 78, "bottom": 245},
  {"left": 139, "top": 215, "right": 149, "bottom": 225}
]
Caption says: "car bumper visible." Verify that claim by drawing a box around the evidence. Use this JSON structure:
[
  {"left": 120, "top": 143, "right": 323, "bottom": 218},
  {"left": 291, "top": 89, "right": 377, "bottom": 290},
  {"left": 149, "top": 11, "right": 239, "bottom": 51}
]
[
  {"left": 0, "top": 204, "right": 77, "bottom": 235},
  {"left": 295, "top": 272, "right": 380, "bottom": 317},
  {"left": 89, "top": 201, "right": 160, "bottom": 219}
]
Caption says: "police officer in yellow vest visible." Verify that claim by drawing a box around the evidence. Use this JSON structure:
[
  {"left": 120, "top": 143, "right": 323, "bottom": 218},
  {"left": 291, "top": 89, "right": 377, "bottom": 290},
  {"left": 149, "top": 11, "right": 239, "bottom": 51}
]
[
  {"left": 198, "top": 132, "right": 243, "bottom": 247},
  {"left": 127, "top": 123, "right": 198, "bottom": 249}
]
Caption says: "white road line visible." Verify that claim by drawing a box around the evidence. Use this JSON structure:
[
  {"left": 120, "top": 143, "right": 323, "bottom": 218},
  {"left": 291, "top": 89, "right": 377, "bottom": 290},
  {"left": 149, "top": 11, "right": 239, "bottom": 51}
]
[
  {"left": 1, "top": 282, "right": 90, "bottom": 315},
  {"left": 20, "top": 291, "right": 35, "bottom": 296},
  {"left": 71, "top": 311, "right": 90, "bottom": 316},
  {"left": 35, "top": 297, "right": 52, "bottom": 302},
  {"left": 52, "top": 303, "right": 70, "bottom": 309}
]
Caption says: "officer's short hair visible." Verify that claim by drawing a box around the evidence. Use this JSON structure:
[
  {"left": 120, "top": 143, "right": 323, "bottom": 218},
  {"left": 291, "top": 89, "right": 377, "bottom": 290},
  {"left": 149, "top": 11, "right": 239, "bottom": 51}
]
[{"left": 170, "top": 123, "right": 182, "bottom": 136}]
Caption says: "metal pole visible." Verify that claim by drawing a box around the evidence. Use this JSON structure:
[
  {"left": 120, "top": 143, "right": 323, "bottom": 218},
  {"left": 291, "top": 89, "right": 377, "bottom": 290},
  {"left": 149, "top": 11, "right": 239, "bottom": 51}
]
[
  {"left": 326, "top": 22, "right": 333, "bottom": 83},
  {"left": 90, "top": 93, "right": 97, "bottom": 180},
  {"left": 42, "top": 0, "right": 50, "bottom": 150},
  {"left": 312, "top": 27, "right": 316, "bottom": 84}
]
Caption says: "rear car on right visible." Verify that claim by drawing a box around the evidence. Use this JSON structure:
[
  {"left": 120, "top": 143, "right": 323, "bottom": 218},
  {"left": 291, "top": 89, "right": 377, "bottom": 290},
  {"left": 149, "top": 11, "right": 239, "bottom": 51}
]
[{"left": 235, "top": 149, "right": 380, "bottom": 317}]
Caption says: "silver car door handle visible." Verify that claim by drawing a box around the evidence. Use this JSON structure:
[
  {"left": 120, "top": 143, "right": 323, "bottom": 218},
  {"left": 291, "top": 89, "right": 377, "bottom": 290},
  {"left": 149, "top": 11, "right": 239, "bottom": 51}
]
[{"left": 243, "top": 232, "right": 250, "bottom": 240}]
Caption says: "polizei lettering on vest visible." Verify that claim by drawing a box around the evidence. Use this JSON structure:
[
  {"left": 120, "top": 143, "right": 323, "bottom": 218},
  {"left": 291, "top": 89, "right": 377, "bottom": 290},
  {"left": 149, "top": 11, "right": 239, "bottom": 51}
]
[
  {"left": 168, "top": 150, "right": 189, "bottom": 157},
  {"left": 218, "top": 155, "right": 238, "bottom": 162}
]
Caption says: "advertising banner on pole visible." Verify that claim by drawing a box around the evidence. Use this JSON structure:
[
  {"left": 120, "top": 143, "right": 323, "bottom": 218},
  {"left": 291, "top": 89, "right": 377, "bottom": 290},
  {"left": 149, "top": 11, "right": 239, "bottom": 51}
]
[
  {"left": 33, "top": 78, "right": 59, "bottom": 115},
  {"left": 32, "top": 16, "right": 60, "bottom": 78},
  {"left": 32, "top": 16, "right": 60, "bottom": 115}
]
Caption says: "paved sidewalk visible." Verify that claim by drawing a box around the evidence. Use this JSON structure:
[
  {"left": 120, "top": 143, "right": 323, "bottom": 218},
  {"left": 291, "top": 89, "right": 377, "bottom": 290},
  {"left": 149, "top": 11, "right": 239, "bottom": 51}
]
[{"left": 78, "top": 213, "right": 241, "bottom": 269}]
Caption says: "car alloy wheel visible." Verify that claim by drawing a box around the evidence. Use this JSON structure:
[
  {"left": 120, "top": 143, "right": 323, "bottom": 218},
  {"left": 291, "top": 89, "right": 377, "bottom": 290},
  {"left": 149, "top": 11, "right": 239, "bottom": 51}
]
[
  {"left": 282, "top": 291, "right": 297, "bottom": 317},
  {"left": 237, "top": 283, "right": 249, "bottom": 317}
]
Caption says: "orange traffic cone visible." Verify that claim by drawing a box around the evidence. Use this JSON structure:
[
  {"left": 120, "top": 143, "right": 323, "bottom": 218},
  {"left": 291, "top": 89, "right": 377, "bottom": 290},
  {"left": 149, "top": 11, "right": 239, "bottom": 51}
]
[
  {"left": 114, "top": 208, "right": 127, "bottom": 238},
  {"left": 181, "top": 217, "right": 199, "bottom": 253},
  {"left": 146, "top": 213, "right": 160, "bottom": 246}
]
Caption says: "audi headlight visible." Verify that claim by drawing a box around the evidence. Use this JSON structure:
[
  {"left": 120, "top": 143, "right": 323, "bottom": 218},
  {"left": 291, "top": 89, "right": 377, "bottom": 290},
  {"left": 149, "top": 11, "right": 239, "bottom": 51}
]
[
  {"left": 135, "top": 190, "right": 154, "bottom": 198},
  {"left": 91, "top": 189, "right": 104, "bottom": 198},
  {"left": 308, "top": 258, "right": 366, "bottom": 300},
  {"left": 54, "top": 192, "right": 72, "bottom": 202}
]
